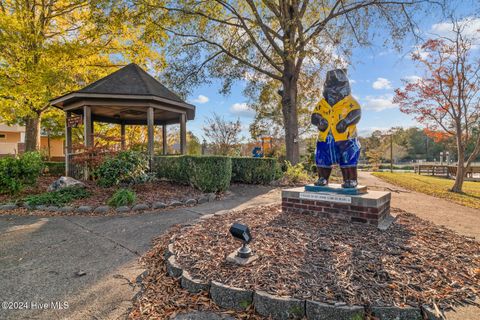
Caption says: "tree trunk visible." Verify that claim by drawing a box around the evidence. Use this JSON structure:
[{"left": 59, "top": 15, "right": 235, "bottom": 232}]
[
  {"left": 25, "top": 114, "right": 41, "bottom": 152},
  {"left": 281, "top": 68, "right": 300, "bottom": 164},
  {"left": 451, "top": 136, "right": 465, "bottom": 193}
]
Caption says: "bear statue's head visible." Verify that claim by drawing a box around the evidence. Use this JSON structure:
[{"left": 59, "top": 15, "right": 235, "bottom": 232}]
[{"left": 323, "top": 69, "right": 351, "bottom": 106}]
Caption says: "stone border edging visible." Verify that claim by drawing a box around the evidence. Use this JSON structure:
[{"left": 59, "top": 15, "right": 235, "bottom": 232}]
[
  {"left": 0, "top": 193, "right": 216, "bottom": 215},
  {"left": 165, "top": 221, "right": 445, "bottom": 320}
]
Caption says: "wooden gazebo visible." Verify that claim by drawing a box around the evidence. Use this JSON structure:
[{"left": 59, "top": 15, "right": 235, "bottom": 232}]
[{"left": 51, "top": 63, "right": 195, "bottom": 176}]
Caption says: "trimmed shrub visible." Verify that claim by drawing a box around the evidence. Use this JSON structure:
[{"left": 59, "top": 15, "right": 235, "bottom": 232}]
[
  {"left": 231, "top": 157, "right": 278, "bottom": 184},
  {"left": 24, "top": 187, "right": 90, "bottom": 206},
  {"left": 95, "top": 151, "right": 149, "bottom": 187},
  {"left": 187, "top": 156, "right": 232, "bottom": 192},
  {"left": 154, "top": 155, "right": 232, "bottom": 193},
  {"left": 154, "top": 155, "right": 189, "bottom": 184},
  {"left": 0, "top": 152, "right": 44, "bottom": 194},
  {"left": 107, "top": 188, "right": 136, "bottom": 207}
]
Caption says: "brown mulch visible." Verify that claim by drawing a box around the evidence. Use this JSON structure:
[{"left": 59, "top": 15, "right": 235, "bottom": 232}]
[
  {"left": 171, "top": 205, "right": 480, "bottom": 311},
  {"left": 0, "top": 176, "right": 204, "bottom": 216},
  {"left": 129, "top": 226, "right": 266, "bottom": 320}
]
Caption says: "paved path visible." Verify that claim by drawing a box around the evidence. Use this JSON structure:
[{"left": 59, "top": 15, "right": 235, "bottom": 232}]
[
  {"left": 358, "top": 171, "right": 480, "bottom": 239},
  {"left": 0, "top": 185, "right": 279, "bottom": 320}
]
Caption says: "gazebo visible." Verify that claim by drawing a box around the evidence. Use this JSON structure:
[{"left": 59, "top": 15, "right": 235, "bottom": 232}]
[{"left": 51, "top": 63, "right": 195, "bottom": 176}]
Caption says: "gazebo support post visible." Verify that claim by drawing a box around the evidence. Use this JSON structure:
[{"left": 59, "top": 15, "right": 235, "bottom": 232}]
[
  {"left": 65, "top": 111, "right": 72, "bottom": 176},
  {"left": 162, "top": 124, "right": 167, "bottom": 155},
  {"left": 120, "top": 123, "right": 126, "bottom": 150},
  {"left": 147, "top": 106, "right": 155, "bottom": 169},
  {"left": 83, "top": 105, "right": 92, "bottom": 180},
  {"left": 180, "top": 113, "right": 187, "bottom": 155}
]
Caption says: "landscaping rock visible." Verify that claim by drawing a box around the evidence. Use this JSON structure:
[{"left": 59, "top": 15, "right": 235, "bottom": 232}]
[
  {"left": 164, "top": 243, "right": 175, "bottom": 260},
  {"left": 197, "top": 196, "right": 209, "bottom": 204},
  {"left": 185, "top": 199, "right": 197, "bottom": 206},
  {"left": 47, "top": 176, "right": 86, "bottom": 192},
  {"left": 116, "top": 206, "right": 130, "bottom": 213},
  {"left": 35, "top": 205, "right": 47, "bottom": 210},
  {"left": 132, "top": 203, "right": 150, "bottom": 211},
  {"left": 199, "top": 214, "right": 214, "bottom": 220},
  {"left": 169, "top": 200, "right": 183, "bottom": 207},
  {"left": 46, "top": 205, "right": 60, "bottom": 212},
  {"left": 210, "top": 281, "right": 253, "bottom": 310},
  {"left": 253, "top": 290, "right": 305, "bottom": 319},
  {"left": 173, "top": 312, "right": 235, "bottom": 320},
  {"left": 206, "top": 193, "right": 216, "bottom": 202},
  {"left": 181, "top": 271, "right": 210, "bottom": 293},
  {"left": 371, "top": 306, "right": 422, "bottom": 320},
  {"left": 59, "top": 206, "right": 74, "bottom": 212},
  {"left": 166, "top": 256, "right": 183, "bottom": 278},
  {"left": 94, "top": 206, "right": 110, "bottom": 214},
  {"left": 153, "top": 201, "right": 166, "bottom": 209},
  {"left": 306, "top": 301, "right": 364, "bottom": 320},
  {"left": 0, "top": 204, "right": 18, "bottom": 210},
  {"left": 422, "top": 305, "right": 444, "bottom": 320},
  {"left": 75, "top": 206, "right": 93, "bottom": 213}
]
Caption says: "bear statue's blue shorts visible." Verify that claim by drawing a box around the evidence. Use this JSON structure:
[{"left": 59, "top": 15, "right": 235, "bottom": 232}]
[{"left": 315, "top": 134, "right": 361, "bottom": 168}]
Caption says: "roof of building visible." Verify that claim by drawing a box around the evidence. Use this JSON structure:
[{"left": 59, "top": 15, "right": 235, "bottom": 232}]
[{"left": 76, "top": 63, "right": 184, "bottom": 102}]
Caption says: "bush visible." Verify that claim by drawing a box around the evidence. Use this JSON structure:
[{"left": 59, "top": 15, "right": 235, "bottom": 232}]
[
  {"left": 107, "top": 188, "right": 136, "bottom": 207},
  {"left": 95, "top": 151, "right": 149, "bottom": 187},
  {"left": 24, "top": 187, "right": 90, "bottom": 206},
  {"left": 0, "top": 152, "right": 44, "bottom": 194},
  {"left": 283, "top": 161, "right": 310, "bottom": 184},
  {"left": 231, "top": 157, "right": 278, "bottom": 184},
  {"left": 154, "top": 155, "right": 231, "bottom": 193}
]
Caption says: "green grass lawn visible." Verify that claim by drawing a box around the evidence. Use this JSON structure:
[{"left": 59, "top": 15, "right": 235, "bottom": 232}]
[{"left": 372, "top": 172, "right": 480, "bottom": 209}]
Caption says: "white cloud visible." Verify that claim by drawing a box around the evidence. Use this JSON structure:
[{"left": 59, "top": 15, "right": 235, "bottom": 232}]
[
  {"left": 230, "top": 102, "right": 255, "bottom": 117},
  {"left": 191, "top": 95, "right": 209, "bottom": 104},
  {"left": 372, "top": 77, "right": 392, "bottom": 90},
  {"left": 431, "top": 17, "right": 480, "bottom": 41},
  {"left": 401, "top": 75, "right": 422, "bottom": 83},
  {"left": 363, "top": 95, "right": 398, "bottom": 112},
  {"left": 357, "top": 126, "right": 390, "bottom": 137},
  {"left": 349, "top": 79, "right": 357, "bottom": 84}
]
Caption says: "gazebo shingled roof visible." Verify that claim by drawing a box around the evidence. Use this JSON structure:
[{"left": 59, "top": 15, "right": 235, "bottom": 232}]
[
  {"left": 51, "top": 63, "right": 195, "bottom": 125},
  {"left": 50, "top": 63, "right": 195, "bottom": 177}
]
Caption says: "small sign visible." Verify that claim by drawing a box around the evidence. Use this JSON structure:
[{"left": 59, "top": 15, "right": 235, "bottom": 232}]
[
  {"left": 299, "top": 192, "right": 352, "bottom": 204},
  {"left": 67, "top": 115, "right": 82, "bottom": 128}
]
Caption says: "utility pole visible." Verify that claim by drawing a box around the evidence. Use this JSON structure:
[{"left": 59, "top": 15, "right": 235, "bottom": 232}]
[{"left": 390, "top": 134, "right": 393, "bottom": 173}]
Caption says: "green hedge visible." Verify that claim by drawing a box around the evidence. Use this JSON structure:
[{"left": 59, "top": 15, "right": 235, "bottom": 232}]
[
  {"left": 154, "top": 155, "right": 231, "bottom": 193},
  {"left": 231, "top": 157, "right": 278, "bottom": 184}
]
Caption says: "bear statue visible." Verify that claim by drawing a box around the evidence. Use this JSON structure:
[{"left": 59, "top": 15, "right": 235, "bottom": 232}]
[{"left": 311, "top": 69, "right": 361, "bottom": 188}]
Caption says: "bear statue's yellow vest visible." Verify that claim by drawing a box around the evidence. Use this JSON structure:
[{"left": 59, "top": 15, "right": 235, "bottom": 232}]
[{"left": 312, "top": 95, "right": 360, "bottom": 142}]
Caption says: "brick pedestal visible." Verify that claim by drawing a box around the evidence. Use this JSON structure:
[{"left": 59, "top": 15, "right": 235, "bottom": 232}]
[{"left": 282, "top": 186, "right": 391, "bottom": 228}]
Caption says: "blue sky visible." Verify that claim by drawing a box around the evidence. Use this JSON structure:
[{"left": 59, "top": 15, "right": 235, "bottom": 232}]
[{"left": 183, "top": 5, "right": 478, "bottom": 141}]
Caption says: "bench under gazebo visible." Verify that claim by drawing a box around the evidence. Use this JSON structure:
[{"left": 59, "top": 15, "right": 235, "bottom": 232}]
[{"left": 50, "top": 63, "right": 196, "bottom": 177}]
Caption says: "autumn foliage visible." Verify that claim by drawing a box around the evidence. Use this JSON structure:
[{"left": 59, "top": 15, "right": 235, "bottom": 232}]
[{"left": 394, "top": 20, "right": 480, "bottom": 192}]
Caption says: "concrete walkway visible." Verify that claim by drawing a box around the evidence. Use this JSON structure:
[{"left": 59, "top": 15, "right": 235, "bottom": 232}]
[
  {"left": 358, "top": 171, "right": 480, "bottom": 239},
  {"left": 0, "top": 185, "right": 279, "bottom": 320}
]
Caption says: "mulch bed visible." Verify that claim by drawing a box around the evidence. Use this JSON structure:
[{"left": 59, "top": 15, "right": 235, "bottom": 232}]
[
  {"left": 129, "top": 225, "right": 264, "bottom": 320},
  {"left": 0, "top": 176, "right": 204, "bottom": 216},
  {"left": 171, "top": 205, "right": 480, "bottom": 311}
]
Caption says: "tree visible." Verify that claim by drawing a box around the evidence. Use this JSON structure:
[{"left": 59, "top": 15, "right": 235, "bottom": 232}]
[
  {"left": 140, "top": 0, "right": 433, "bottom": 164},
  {"left": 202, "top": 113, "right": 242, "bottom": 155},
  {"left": 394, "top": 18, "right": 480, "bottom": 192},
  {"left": 0, "top": 0, "right": 164, "bottom": 151}
]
